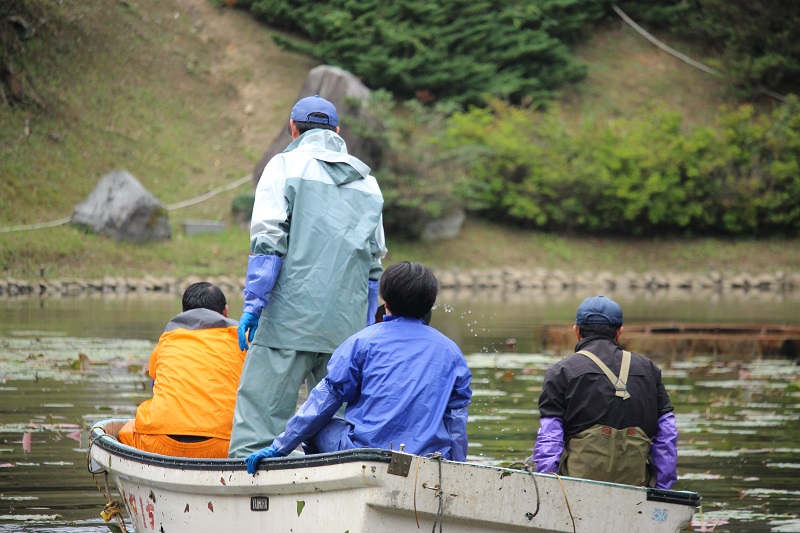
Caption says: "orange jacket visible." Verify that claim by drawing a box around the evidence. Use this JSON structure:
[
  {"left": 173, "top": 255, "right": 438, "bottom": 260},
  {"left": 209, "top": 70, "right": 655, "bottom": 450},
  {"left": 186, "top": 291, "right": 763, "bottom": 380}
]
[{"left": 134, "top": 308, "right": 246, "bottom": 439}]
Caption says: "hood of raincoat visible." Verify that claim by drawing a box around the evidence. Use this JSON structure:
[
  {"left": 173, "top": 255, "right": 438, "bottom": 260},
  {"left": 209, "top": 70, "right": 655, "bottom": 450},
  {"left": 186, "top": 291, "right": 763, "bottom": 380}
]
[{"left": 283, "top": 129, "right": 370, "bottom": 187}]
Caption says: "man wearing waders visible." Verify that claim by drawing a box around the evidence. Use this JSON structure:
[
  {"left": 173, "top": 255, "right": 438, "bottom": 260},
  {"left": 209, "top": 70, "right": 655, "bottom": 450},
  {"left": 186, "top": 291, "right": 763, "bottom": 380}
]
[
  {"left": 229, "top": 95, "right": 386, "bottom": 458},
  {"left": 531, "top": 296, "right": 678, "bottom": 488}
]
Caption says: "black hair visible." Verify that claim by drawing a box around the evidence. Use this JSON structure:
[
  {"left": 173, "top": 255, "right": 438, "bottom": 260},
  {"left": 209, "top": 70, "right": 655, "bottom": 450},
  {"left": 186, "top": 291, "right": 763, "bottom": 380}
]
[
  {"left": 182, "top": 282, "right": 227, "bottom": 314},
  {"left": 375, "top": 302, "right": 432, "bottom": 325},
  {"left": 379, "top": 261, "right": 438, "bottom": 319},
  {"left": 577, "top": 323, "right": 619, "bottom": 340},
  {"left": 294, "top": 112, "right": 337, "bottom": 134}
]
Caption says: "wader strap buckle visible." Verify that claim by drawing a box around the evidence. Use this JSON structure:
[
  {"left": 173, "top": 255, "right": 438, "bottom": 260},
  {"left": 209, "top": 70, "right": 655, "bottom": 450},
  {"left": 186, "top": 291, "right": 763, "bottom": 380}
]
[{"left": 577, "top": 349, "right": 632, "bottom": 400}]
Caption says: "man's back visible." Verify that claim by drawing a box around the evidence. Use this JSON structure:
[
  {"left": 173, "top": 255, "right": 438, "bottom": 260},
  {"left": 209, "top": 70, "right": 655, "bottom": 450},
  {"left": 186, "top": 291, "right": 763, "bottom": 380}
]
[
  {"left": 252, "top": 129, "right": 385, "bottom": 353},
  {"left": 328, "top": 316, "right": 472, "bottom": 459},
  {"left": 136, "top": 308, "right": 245, "bottom": 439},
  {"left": 532, "top": 296, "right": 678, "bottom": 488},
  {"left": 539, "top": 337, "right": 670, "bottom": 439}
]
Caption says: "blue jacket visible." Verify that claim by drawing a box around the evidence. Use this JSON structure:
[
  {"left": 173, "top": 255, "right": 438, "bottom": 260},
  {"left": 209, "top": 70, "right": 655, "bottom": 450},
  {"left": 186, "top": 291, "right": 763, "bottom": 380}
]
[{"left": 272, "top": 315, "right": 473, "bottom": 460}]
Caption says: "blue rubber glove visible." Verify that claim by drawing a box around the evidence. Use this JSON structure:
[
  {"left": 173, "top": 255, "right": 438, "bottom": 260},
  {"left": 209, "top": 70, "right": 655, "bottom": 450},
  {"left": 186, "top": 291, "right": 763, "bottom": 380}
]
[
  {"left": 238, "top": 312, "right": 260, "bottom": 351},
  {"left": 242, "top": 255, "right": 283, "bottom": 316},
  {"left": 245, "top": 444, "right": 285, "bottom": 474},
  {"left": 366, "top": 280, "right": 379, "bottom": 327}
]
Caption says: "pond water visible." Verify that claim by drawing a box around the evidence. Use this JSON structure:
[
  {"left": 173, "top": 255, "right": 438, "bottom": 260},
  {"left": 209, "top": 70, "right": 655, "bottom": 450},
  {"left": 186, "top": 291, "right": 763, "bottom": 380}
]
[{"left": 0, "top": 288, "right": 799, "bottom": 532}]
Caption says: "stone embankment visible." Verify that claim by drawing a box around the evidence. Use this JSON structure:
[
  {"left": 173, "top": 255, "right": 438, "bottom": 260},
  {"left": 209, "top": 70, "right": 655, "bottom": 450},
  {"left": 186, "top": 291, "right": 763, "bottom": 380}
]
[{"left": 1, "top": 269, "right": 799, "bottom": 298}]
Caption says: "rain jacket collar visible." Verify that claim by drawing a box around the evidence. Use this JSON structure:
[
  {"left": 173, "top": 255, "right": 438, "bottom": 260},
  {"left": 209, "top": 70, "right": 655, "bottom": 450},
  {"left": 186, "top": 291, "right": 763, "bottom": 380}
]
[
  {"left": 382, "top": 315, "right": 426, "bottom": 325},
  {"left": 283, "top": 129, "right": 370, "bottom": 186},
  {"left": 164, "top": 308, "right": 237, "bottom": 333}
]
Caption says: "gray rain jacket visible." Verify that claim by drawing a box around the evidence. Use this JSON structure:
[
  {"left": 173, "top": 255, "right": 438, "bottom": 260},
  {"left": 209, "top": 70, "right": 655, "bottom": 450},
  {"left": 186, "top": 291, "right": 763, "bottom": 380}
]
[{"left": 250, "top": 129, "right": 386, "bottom": 353}]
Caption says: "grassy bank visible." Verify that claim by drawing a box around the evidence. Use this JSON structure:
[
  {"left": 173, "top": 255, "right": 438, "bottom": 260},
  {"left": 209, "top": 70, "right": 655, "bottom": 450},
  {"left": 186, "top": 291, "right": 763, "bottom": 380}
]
[
  {"left": 0, "top": 0, "right": 314, "bottom": 225},
  {"left": 1, "top": 1, "right": 797, "bottom": 281},
  {"left": 3, "top": 217, "right": 799, "bottom": 281}
]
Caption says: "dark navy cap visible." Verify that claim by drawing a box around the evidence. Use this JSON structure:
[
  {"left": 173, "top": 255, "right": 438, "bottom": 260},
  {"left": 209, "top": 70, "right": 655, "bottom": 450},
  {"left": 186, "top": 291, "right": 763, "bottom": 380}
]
[
  {"left": 290, "top": 95, "right": 338, "bottom": 127},
  {"left": 575, "top": 296, "right": 623, "bottom": 326}
]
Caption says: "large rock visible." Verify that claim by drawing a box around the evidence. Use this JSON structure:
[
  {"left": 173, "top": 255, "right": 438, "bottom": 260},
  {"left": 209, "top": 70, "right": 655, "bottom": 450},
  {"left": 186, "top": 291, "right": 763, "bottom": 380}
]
[
  {"left": 71, "top": 170, "right": 171, "bottom": 242},
  {"left": 253, "top": 65, "right": 386, "bottom": 185},
  {"left": 421, "top": 209, "right": 466, "bottom": 241}
]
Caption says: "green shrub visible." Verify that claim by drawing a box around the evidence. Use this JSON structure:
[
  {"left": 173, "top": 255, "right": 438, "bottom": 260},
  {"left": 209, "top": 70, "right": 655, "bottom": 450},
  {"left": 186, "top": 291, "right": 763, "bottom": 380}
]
[
  {"left": 231, "top": 192, "right": 255, "bottom": 227},
  {"left": 444, "top": 98, "right": 800, "bottom": 236},
  {"left": 711, "top": 102, "right": 800, "bottom": 234}
]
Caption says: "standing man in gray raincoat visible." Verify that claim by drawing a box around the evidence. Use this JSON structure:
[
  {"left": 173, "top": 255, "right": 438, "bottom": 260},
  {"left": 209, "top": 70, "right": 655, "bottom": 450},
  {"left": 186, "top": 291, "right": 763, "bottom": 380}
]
[{"left": 229, "top": 95, "right": 386, "bottom": 458}]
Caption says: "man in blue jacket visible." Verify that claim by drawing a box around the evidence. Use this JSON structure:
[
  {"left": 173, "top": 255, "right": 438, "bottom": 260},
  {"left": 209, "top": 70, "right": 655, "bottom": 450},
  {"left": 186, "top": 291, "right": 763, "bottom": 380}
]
[
  {"left": 230, "top": 95, "right": 387, "bottom": 457},
  {"left": 245, "top": 261, "right": 472, "bottom": 471},
  {"left": 531, "top": 296, "right": 678, "bottom": 488}
]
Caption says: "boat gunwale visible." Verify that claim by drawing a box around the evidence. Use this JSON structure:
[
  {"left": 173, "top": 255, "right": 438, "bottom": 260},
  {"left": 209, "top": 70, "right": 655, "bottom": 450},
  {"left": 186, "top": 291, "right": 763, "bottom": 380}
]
[
  {"left": 89, "top": 420, "right": 394, "bottom": 472},
  {"left": 647, "top": 488, "right": 701, "bottom": 507},
  {"left": 89, "top": 418, "right": 701, "bottom": 509}
]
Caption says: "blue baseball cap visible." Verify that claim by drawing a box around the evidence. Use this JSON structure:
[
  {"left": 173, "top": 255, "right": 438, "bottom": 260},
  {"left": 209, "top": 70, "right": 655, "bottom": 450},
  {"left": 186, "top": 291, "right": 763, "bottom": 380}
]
[
  {"left": 576, "top": 296, "right": 623, "bottom": 326},
  {"left": 290, "top": 95, "right": 338, "bottom": 127}
]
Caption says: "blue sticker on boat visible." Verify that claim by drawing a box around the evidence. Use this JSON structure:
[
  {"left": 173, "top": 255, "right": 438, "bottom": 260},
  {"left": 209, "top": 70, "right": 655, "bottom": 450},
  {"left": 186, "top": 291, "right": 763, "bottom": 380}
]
[{"left": 653, "top": 508, "right": 668, "bottom": 522}]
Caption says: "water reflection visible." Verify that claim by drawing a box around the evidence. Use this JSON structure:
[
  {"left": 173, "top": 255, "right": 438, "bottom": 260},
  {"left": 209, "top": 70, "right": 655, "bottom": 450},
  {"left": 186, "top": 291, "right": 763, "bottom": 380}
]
[{"left": 0, "top": 290, "right": 798, "bottom": 532}]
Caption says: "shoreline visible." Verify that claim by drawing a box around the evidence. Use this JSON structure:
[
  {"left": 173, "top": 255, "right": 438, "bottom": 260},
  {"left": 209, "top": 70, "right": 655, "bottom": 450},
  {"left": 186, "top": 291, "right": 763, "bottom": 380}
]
[{"left": 2, "top": 268, "right": 799, "bottom": 298}]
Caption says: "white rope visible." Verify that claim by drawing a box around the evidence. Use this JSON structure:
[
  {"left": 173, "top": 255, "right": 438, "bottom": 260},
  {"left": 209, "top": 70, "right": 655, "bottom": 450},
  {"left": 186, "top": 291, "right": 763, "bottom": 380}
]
[
  {"left": 612, "top": 5, "right": 721, "bottom": 77},
  {"left": 0, "top": 173, "right": 253, "bottom": 234},
  {"left": 166, "top": 173, "right": 252, "bottom": 211},
  {"left": 612, "top": 4, "right": 790, "bottom": 104},
  {"left": 0, "top": 217, "right": 71, "bottom": 234}
]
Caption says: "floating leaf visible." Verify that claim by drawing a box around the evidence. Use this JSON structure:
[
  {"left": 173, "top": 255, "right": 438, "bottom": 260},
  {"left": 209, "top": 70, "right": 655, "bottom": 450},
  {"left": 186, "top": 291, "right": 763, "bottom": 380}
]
[{"left": 0, "top": 514, "right": 63, "bottom": 521}]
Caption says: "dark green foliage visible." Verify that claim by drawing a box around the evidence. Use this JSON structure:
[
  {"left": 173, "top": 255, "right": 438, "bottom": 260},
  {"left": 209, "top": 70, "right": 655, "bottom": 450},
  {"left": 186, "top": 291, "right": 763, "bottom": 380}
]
[
  {"left": 0, "top": 1, "right": 40, "bottom": 59},
  {"left": 235, "top": 0, "right": 607, "bottom": 107},
  {"left": 617, "top": 0, "right": 800, "bottom": 99},
  {"left": 614, "top": 1, "right": 692, "bottom": 28},
  {"left": 445, "top": 98, "right": 800, "bottom": 236},
  {"left": 233, "top": 0, "right": 798, "bottom": 104},
  {"left": 231, "top": 193, "right": 255, "bottom": 227},
  {"left": 686, "top": 1, "right": 800, "bottom": 98},
  {"left": 1, "top": 0, "right": 53, "bottom": 105}
]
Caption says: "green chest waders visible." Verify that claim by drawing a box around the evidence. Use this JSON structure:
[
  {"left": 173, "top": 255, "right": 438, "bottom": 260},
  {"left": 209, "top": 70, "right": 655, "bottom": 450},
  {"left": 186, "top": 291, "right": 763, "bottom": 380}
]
[{"left": 559, "top": 350, "right": 653, "bottom": 486}]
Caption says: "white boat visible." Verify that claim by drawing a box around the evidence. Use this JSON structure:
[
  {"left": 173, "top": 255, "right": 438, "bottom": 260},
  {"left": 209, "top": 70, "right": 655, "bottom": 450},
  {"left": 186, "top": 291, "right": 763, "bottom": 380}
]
[{"left": 88, "top": 418, "right": 700, "bottom": 533}]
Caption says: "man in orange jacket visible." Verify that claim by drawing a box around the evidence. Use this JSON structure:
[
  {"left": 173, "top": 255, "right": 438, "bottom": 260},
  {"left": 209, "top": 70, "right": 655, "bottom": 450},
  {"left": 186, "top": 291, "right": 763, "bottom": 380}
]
[{"left": 118, "top": 282, "right": 246, "bottom": 457}]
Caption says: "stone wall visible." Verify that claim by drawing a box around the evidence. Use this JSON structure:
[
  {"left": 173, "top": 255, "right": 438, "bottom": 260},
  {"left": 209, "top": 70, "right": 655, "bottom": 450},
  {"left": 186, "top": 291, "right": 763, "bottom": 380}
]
[
  {"left": 0, "top": 275, "right": 240, "bottom": 298},
  {"left": 2, "top": 269, "right": 798, "bottom": 298},
  {"left": 432, "top": 268, "right": 800, "bottom": 293}
]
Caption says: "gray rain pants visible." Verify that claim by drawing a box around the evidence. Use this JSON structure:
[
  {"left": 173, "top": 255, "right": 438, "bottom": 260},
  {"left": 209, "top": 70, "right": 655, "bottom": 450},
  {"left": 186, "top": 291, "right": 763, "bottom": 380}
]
[{"left": 228, "top": 345, "right": 331, "bottom": 458}]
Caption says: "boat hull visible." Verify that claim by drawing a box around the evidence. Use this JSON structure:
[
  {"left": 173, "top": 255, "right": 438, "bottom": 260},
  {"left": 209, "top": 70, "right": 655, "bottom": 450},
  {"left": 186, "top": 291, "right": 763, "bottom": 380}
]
[{"left": 88, "top": 419, "right": 699, "bottom": 532}]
